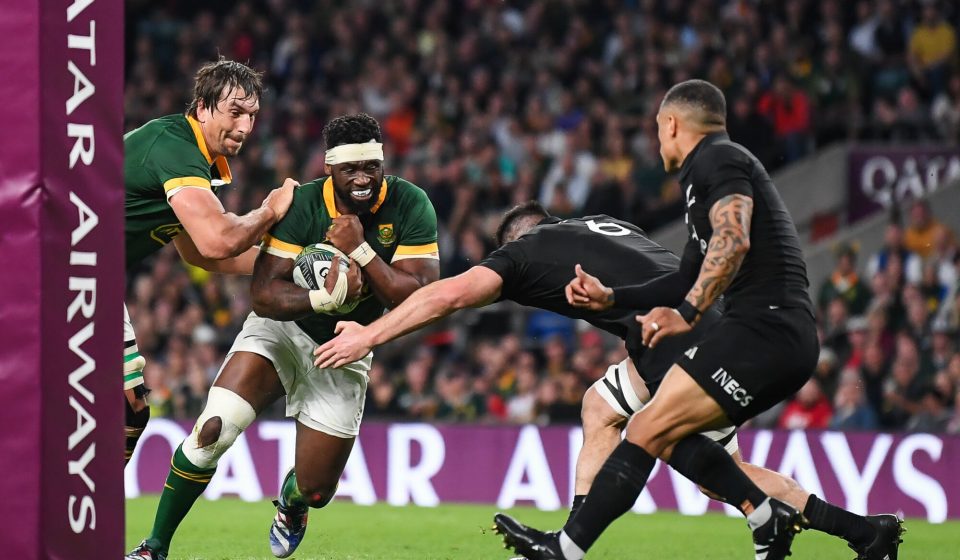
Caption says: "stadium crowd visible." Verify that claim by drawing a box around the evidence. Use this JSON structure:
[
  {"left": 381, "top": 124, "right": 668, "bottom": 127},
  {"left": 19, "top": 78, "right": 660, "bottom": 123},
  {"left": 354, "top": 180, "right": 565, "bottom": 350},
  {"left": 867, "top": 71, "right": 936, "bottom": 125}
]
[{"left": 124, "top": 0, "right": 960, "bottom": 431}]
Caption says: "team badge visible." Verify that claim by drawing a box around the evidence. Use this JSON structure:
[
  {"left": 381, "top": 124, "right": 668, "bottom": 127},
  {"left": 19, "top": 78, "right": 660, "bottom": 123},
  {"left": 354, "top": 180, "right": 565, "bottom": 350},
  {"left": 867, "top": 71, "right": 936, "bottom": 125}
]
[{"left": 377, "top": 224, "right": 395, "bottom": 246}]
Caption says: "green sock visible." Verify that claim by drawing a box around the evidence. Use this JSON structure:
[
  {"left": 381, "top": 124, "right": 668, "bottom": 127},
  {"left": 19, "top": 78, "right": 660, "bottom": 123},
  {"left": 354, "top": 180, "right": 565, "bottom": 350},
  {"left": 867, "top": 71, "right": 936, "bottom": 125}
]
[
  {"left": 146, "top": 444, "right": 216, "bottom": 552},
  {"left": 279, "top": 467, "right": 308, "bottom": 510}
]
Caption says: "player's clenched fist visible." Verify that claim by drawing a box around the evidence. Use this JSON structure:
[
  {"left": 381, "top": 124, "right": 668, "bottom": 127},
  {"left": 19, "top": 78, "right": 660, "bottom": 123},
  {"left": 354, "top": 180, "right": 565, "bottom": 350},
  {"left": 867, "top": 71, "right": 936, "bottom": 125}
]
[
  {"left": 262, "top": 177, "right": 299, "bottom": 221},
  {"left": 566, "top": 264, "right": 614, "bottom": 311},
  {"left": 326, "top": 214, "right": 365, "bottom": 254},
  {"left": 322, "top": 256, "right": 363, "bottom": 301}
]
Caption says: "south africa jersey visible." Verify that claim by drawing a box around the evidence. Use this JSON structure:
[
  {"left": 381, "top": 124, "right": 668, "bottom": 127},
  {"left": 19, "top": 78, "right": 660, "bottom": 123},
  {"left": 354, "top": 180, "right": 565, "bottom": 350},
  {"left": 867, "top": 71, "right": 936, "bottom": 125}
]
[
  {"left": 262, "top": 175, "right": 439, "bottom": 344},
  {"left": 124, "top": 114, "right": 232, "bottom": 270}
]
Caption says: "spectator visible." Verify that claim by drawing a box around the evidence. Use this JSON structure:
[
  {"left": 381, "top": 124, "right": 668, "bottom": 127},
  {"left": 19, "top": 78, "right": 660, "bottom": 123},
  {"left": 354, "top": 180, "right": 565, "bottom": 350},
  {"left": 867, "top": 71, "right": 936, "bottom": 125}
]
[
  {"left": 931, "top": 73, "right": 960, "bottom": 143},
  {"left": 779, "top": 379, "right": 833, "bottom": 430},
  {"left": 904, "top": 199, "right": 954, "bottom": 258},
  {"left": 905, "top": 387, "right": 952, "bottom": 432},
  {"left": 830, "top": 369, "right": 880, "bottom": 431},
  {"left": 727, "top": 94, "right": 776, "bottom": 170},
  {"left": 866, "top": 222, "right": 923, "bottom": 285},
  {"left": 757, "top": 74, "right": 813, "bottom": 163},
  {"left": 882, "top": 349, "right": 925, "bottom": 428},
  {"left": 819, "top": 242, "right": 872, "bottom": 315},
  {"left": 908, "top": 1, "right": 957, "bottom": 96}
]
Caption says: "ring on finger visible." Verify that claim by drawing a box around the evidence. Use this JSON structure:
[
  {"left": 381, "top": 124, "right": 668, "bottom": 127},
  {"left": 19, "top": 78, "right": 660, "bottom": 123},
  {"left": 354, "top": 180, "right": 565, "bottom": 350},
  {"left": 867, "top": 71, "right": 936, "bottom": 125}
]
[{"left": 650, "top": 321, "right": 660, "bottom": 332}]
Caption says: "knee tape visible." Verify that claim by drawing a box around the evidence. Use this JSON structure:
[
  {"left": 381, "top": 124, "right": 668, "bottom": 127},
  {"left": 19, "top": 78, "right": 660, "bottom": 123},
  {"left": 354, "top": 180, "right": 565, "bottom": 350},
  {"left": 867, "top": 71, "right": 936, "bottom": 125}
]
[
  {"left": 591, "top": 359, "right": 647, "bottom": 419},
  {"left": 182, "top": 387, "right": 257, "bottom": 469}
]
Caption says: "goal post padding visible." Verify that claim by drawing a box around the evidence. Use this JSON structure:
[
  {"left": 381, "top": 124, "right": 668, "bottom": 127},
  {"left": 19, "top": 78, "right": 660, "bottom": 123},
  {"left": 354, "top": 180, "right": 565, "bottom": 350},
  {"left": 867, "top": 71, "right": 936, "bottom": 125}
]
[{"left": 0, "top": 0, "right": 125, "bottom": 557}]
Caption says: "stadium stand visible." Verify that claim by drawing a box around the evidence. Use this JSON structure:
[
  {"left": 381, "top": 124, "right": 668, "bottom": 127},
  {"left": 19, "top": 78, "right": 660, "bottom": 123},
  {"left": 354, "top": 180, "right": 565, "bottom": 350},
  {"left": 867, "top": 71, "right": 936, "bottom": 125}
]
[{"left": 125, "top": 0, "right": 960, "bottom": 432}]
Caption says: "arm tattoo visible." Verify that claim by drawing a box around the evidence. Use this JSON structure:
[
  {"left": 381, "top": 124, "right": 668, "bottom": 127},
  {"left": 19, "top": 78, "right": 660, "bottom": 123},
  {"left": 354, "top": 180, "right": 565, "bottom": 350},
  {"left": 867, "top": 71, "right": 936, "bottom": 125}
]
[{"left": 685, "top": 194, "right": 753, "bottom": 311}]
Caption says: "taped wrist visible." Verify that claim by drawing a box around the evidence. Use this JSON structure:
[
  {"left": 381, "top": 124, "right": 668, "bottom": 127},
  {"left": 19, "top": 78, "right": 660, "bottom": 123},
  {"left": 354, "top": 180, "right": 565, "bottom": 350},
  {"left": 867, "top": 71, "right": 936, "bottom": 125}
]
[
  {"left": 348, "top": 242, "right": 376, "bottom": 267},
  {"left": 308, "top": 268, "right": 349, "bottom": 313},
  {"left": 676, "top": 300, "right": 702, "bottom": 325}
]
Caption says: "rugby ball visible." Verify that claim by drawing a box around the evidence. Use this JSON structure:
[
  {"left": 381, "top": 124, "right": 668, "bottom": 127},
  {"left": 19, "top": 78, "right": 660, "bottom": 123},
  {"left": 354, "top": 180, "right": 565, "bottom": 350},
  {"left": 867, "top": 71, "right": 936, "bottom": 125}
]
[{"left": 292, "top": 243, "right": 360, "bottom": 314}]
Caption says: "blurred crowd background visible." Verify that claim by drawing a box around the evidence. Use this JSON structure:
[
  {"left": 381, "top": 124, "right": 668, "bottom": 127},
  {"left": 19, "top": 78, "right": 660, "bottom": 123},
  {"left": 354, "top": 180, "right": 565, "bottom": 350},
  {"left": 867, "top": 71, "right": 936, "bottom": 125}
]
[{"left": 125, "top": 0, "right": 960, "bottom": 432}]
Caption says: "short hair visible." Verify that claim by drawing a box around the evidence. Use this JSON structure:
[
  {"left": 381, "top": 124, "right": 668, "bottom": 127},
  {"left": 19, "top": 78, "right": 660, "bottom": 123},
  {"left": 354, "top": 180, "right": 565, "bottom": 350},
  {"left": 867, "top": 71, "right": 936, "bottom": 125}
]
[
  {"left": 661, "top": 79, "right": 726, "bottom": 129},
  {"left": 187, "top": 58, "right": 263, "bottom": 117},
  {"left": 323, "top": 113, "right": 383, "bottom": 148},
  {"left": 495, "top": 201, "right": 550, "bottom": 246}
]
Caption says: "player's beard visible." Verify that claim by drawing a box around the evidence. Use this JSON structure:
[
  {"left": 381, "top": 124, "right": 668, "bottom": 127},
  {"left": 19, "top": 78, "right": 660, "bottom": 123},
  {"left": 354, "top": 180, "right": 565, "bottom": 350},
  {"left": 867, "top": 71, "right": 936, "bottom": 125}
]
[{"left": 336, "top": 180, "right": 383, "bottom": 215}]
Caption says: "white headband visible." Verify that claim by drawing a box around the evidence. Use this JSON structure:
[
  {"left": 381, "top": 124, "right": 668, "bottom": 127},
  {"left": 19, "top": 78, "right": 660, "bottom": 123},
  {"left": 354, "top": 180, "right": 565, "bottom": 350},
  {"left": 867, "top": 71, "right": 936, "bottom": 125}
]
[{"left": 325, "top": 141, "right": 384, "bottom": 165}]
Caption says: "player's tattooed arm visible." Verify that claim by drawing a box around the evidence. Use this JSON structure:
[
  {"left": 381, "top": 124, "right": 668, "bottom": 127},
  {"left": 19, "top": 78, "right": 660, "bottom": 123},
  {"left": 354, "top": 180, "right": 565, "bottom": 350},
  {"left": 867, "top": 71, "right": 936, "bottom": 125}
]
[{"left": 685, "top": 193, "right": 753, "bottom": 312}]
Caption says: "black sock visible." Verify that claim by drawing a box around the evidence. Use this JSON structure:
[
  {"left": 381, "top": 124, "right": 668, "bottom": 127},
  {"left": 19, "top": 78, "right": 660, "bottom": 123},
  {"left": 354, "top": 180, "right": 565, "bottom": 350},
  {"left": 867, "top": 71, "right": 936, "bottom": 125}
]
[
  {"left": 562, "top": 441, "right": 655, "bottom": 551},
  {"left": 565, "top": 494, "right": 586, "bottom": 525},
  {"left": 803, "top": 494, "right": 875, "bottom": 546},
  {"left": 668, "top": 434, "right": 766, "bottom": 512}
]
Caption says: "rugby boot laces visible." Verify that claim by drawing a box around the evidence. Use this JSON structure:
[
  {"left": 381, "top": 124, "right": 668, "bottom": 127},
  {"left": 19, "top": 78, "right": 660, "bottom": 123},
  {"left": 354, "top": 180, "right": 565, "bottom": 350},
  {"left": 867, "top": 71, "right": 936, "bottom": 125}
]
[
  {"left": 124, "top": 540, "right": 167, "bottom": 560},
  {"left": 752, "top": 498, "right": 804, "bottom": 560},
  {"left": 269, "top": 499, "right": 309, "bottom": 558},
  {"left": 849, "top": 514, "right": 905, "bottom": 560},
  {"left": 493, "top": 512, "right": 567, "bottom": 560}
]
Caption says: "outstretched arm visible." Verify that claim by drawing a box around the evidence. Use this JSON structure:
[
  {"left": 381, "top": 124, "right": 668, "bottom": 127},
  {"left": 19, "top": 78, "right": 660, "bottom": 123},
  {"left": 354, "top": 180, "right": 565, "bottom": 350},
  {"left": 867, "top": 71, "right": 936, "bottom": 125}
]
[
  {"left": 639, "top": 194, "right": 753, "bottom": 347},
  {"left": 314, "top": 266, "right": 503, "bottom": 368}
]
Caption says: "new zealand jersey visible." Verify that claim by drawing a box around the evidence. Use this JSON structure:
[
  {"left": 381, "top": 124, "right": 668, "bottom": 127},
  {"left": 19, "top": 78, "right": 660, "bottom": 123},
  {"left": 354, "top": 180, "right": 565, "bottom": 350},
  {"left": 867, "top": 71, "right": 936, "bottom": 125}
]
[
  {"left": 262, "top": 175, "right": 439, "bottom": 345},
  {"left": 479, "top": 215, "right": 710, "bottom": 380},
  {"left": 678, "top": 132, "right": 813, "bottom": 313},
  {"left": 124, "top": 114, "right": 232, "bottom": 270}
]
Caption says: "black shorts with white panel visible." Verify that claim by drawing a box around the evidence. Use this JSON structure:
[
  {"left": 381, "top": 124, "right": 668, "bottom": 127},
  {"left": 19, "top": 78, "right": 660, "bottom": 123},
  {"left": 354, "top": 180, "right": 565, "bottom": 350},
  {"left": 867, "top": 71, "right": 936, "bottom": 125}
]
[{"left": 676, "top": 305, "right": 818, "bottom": 426}]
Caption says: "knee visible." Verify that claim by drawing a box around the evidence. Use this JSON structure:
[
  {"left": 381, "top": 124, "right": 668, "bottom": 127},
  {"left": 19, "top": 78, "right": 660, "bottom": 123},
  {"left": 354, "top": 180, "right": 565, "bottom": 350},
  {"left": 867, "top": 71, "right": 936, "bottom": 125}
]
[
  {"left": 581, "top": 387, "right": 624, "bottom": 434},
  {"left": 182, "top": 387, "right": 256, "bottom": 469},
  {"left": 297, "top": 480, "right": 338, "bottom": 509}
]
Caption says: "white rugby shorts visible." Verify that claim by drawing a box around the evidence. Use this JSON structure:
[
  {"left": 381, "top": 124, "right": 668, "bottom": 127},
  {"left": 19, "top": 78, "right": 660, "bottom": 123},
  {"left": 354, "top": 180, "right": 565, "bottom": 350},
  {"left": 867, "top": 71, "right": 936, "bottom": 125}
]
[{"left": 222, "top": 312, "right": 372, "bottom": 438}]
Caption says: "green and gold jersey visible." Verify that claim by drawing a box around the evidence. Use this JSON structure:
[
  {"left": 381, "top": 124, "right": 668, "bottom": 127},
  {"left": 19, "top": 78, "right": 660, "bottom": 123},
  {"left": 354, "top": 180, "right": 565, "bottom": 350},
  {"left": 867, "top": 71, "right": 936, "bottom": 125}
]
[
  {"left": 262, "top": 175, "right": 439, "bottom": 344},
  {"left": 123, "top": 114, "right": 232, "bottom": 270}
]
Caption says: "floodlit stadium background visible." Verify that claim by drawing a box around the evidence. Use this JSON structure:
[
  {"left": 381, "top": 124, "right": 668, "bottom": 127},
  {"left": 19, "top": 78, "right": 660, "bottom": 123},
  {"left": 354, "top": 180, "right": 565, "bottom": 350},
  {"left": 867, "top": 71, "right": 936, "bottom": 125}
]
[{"left": 125, "top": 0, "right": 960, "bottom": 525}]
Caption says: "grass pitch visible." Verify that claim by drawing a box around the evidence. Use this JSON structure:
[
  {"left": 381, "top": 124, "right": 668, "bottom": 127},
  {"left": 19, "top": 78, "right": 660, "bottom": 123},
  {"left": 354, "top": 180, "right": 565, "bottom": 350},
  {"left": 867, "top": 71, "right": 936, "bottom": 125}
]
[{"left": 127, "top": 496, "right": 959, "bottom": 559}]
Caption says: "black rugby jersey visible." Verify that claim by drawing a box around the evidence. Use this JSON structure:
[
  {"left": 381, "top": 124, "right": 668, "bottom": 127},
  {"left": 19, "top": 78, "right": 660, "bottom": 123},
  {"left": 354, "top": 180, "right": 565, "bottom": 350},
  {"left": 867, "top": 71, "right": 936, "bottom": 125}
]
[{"left": 615, "top": 132, "right": 813, "bottom": 314}]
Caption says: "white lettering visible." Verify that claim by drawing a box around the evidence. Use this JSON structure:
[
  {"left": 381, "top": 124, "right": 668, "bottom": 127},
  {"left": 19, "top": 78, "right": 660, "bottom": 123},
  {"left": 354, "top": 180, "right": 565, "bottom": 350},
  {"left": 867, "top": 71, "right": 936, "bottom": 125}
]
[
  {"left": 66, "top": 61, "right": 95, "bottom": 116},
  {"left": 68, "top": 20, "right": 96, "bottom": 66},
  {"left": 776, "top": 431, "right": 825, "bottom": 499},
  {"left": 205, "top": 434, "right": 262, "bottom": 501},
  {"left": 584, "top": 219, "right": 632, "bottom": 237},
  {"left": 68, "top": 395, "right": 97, "bottom": 451},
  {"left": 68, "top": 495, "right": 96, "bottom": 533},
  {"left": 257, "top": 421, "right": 296, "bottom": 492},
  {"left": 67, "top": 322, "right": 95, "bottom": 403},
  {"left": 339, "top": 438, "right": 377, "bottom": 505},
  {"left": 68, "top": 442, "right": 96, "bottom": 492},
  {"left": 497, "top": 426, "right": 561, "bottom": 510},
  {"left": 893, "top": 434, "right": 947, "bottom": 523},
  {"left": 70, "top": 251, "right": 97, "bottom": 266},
  {"left": 66, "top": 0, "right": 94, "bottom": 22},
  {"left": 820, "top": 432, "right": 892, "bottom": 515},
  {"left": 387, "top": 424, "right": 444, "bottom": 506},
  {"left": 68, "top": 123, "right": 95, "bottom": 168},
  {"left": 69, "top": 192, "right": 99, "bottom": 246},
  {"left": 67, "top": 277, "right": 96, "bottom": 321}
]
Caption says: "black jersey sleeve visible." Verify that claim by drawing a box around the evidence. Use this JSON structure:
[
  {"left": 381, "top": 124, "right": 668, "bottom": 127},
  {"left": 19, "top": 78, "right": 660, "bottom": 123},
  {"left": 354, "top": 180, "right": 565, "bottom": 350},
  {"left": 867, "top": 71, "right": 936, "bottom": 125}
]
[
  {"left": 701, "top": 145, "right": 754, "bottom": 209},
  {"left": 478, "top": 243, "right": 524, "bottom": 300},
  {"left": 610, "top": 238, "right": 700, "bottom": 310}
]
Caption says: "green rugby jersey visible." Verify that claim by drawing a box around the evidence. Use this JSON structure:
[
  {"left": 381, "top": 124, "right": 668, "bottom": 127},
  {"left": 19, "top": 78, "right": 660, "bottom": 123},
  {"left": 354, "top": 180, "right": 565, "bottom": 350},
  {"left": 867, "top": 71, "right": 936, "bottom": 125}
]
[
  {"left": 124, "top": 114, "right": 232, "bottom": 270},
  {"left": 262, "top": 175, "right": 439, "bottom": 344}
]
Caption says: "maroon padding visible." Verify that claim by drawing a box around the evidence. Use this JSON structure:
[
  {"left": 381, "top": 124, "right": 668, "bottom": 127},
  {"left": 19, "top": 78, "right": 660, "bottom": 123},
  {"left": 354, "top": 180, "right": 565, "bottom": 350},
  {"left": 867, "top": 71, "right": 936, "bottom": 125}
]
[{"left": 0, "top": 0, "right": 125, "bottom": 557}]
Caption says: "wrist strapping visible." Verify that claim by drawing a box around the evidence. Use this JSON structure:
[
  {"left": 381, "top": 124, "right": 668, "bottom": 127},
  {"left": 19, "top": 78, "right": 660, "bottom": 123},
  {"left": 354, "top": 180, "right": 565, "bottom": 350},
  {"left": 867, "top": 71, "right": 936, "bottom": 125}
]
[
  {"left": 676, "top": 300, "right": 702, "bottom": 325},
  {"left": 349, "top": 242, "right": 377, "bottom": 267},
  {"left": 308, "top": 269, "right": 349, "bottom": 313}
]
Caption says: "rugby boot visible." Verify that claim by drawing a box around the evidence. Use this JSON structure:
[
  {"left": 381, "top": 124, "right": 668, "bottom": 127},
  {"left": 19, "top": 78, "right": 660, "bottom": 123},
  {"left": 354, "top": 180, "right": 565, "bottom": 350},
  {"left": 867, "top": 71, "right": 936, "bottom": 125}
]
[
  {"left": 849, "top": 514, "right": 905, "bottom": 560},
  {"left": 268, "top": 499, "right": 309, "bottom": 558},
  {"left": 124, "top": 540, "right": 167, "bottom": 560},
  {"left": 493, "top": 513, "right": 566, "bottom": 560},
  {"left": 751, "top": 498, "right": 804, "bottom": 560}
]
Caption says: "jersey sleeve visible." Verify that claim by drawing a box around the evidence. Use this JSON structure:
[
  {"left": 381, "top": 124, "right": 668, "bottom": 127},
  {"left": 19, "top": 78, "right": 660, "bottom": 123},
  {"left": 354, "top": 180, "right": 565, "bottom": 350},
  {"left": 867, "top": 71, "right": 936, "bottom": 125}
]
[
  {"left": 392, "top": 184, "right": 440, "bottom": 263},
  {"left": 262, "top": 188, "right": 313, "bottom": 259},
  {"left": 701, "top": 145, "right": 754, "bottom": 210},
  {"left": 478, "top": 243, "right": 525, "bottom": 300},
  {"left": 147, "top": 138, "right": 214, "bottom": 201}
]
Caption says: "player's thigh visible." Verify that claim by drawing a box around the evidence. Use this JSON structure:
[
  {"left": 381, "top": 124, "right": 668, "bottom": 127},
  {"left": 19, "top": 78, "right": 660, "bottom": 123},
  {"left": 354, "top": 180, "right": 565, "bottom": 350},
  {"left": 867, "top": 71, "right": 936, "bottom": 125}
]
[
  {"left": 675, "top": 306, "right": 818, "bottom": 426},
  {"left": 212, "top": 313, "right": 296, "bottom": 413},
  {"left": 294, "top": 422, "right": 355, "bottom": 494},
  {"left": 625, "top": 363, "right": 732, "bottom": 450}
]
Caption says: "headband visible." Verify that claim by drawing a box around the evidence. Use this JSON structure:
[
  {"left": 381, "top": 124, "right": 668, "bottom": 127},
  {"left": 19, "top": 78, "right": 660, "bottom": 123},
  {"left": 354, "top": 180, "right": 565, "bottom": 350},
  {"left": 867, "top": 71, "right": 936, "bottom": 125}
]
[{"left": 325, "top": 141, "right": 384, "bottom": 165}]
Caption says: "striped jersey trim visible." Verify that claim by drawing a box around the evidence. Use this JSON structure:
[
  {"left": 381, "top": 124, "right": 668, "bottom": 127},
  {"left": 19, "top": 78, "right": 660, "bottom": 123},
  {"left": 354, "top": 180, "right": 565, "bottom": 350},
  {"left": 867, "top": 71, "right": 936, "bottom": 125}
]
[
  {"left": 163, "top": 176, "right": 211, "bottom": 192},
  {"left": 262, "top": 234, "right": 303, "bottom": 259}
]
